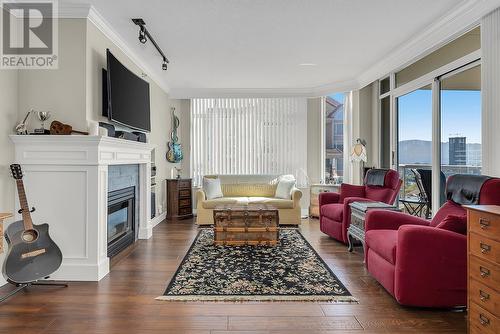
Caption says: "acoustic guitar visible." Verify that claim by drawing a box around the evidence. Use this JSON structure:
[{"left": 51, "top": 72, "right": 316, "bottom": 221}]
[{"left": 2, "top": 164, "right": 62, "bottom": 284}]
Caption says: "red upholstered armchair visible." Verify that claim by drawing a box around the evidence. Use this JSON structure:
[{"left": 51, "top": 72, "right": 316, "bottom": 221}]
[
  {"left": 365, "top": 175, "right": 500, "bottom": 308},
  {"left": 319, "top": 169, "right": 401, "bottom": 244}
]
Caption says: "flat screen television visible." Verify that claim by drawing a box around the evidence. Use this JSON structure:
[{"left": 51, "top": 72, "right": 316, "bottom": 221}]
[{"left": 103, "top": 49, "right": 151, "bottom": 132}]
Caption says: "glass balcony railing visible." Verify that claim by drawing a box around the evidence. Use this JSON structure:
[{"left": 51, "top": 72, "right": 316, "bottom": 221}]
[{"left": 398, "top": 163, "right": 482, "bottom": 200}]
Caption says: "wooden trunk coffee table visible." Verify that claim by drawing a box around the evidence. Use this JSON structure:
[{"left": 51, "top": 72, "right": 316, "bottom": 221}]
[{"left": 213, "top": 204, "right": 279, "bottom": 246}]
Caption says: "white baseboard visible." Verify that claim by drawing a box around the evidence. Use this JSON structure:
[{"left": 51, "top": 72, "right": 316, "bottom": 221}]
[{"left": 151, "top": 211, "right": 167, "bottom": 228}]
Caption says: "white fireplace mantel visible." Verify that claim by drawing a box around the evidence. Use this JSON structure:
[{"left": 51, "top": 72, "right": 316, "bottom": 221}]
[{"left": 10, "top": 135, "right": 154, "bottom": 281}]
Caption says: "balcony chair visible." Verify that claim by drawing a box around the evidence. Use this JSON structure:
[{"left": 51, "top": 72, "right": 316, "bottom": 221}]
[
  {"left": 319, "top": 168, "right": 402, "bottom": 244},
  {"left": 400, "top": 168, "right": 446, "bottom": 219},
  {"left": 364, "top": 174, "right": 500, "bottom": 308}
]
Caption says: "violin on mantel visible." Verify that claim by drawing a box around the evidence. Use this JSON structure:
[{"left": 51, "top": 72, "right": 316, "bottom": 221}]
[{"left": 2, "top": 164, "right": 62, "bottom": 284}]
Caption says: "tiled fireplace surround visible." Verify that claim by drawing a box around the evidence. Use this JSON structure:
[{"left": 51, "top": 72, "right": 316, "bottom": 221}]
[{"left": 10, "top": 135, "right": 154, "bottom": 281}]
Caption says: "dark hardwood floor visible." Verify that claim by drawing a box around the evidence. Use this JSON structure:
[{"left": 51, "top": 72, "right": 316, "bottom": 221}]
[{"left": 0, "top": 218, "right": 466, "bottom": 333}]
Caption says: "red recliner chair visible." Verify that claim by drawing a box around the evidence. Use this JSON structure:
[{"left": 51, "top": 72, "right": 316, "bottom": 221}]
[
  {"left": 319, "top": 169, "right": 401, "bottom": 244},
  {"left": 364, "top": 174, "right": 500, "bottom": 308}
]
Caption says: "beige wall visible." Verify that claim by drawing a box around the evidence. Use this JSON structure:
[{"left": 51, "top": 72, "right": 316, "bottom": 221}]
[
  {"left": 349, "top": 83, "right": 375, "bottom": 185},
  {"left": 0, "top": 10, "right": 19, "bottom": 286},
  {"left": 0, "top": 64, "right": 19, "bottom": 286},
  {"left": 306, "top": 98, "right": 322, "bottom": 185},
  {"left": 18, "top": 19, "right": 87, "bottom": 132},
  {"left": 396, "top": 27, "right": 480, "bottom": 87}
]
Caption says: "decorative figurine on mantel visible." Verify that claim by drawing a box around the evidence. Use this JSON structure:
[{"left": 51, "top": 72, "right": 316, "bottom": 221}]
[
  {"left": 34, "top": 111, "right": 51, "bottom": 134},
  {"left": 166, "top": 107, "right": 183, "bottom": 163}
]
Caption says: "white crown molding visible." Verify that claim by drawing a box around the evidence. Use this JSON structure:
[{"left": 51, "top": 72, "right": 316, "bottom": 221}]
[
  {"left": 86, "top": 6, "right": 170, "bottom": 95},
  {"left": 356, "top": 0, "right": 500, "bottom": 89},
  {"left": 56, "top": 0, "right": 500, "bottom": 99},
  {"left": 169, "top": 78, "right": 361, "bottom": 99},
  {"left": 56, "top": 3, "right": 171, "bottom": 95},
  {"left": 169, "top": 87, "right": 316, "bottom": 99}
]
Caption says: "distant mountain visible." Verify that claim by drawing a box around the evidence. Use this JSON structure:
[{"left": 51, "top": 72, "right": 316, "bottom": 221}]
[{"left": 398, "top": 140, "right": 481, "bottom": 165}]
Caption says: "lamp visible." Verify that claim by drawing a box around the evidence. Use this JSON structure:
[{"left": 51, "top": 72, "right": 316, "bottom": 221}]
[
  {"left": 351, "top": 138, "right": 367, "bottom": 184},
  {"left": 132, "top": 18, "right": 170, "bottom": 71}
]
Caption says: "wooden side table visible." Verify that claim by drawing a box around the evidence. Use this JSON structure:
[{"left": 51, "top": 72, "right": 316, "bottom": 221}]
[
  {"left": 0, "top": 213, "right": 13, "bottom": 254},
  {"left": 309, "top": 184, "right": 340, "bottom": 218},
  {"left": 347, "top": 202, "right": 400, "bottom": 253},
  {"left": 166, "top": 179, "right": 193, "bottom": 221}
]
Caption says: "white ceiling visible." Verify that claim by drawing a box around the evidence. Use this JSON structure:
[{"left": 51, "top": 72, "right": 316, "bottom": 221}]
[{"left": 61, "top": 0, "right": 493, "bottom": 96}]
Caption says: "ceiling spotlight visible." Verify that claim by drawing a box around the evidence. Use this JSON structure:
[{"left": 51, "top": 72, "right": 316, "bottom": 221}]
[
  {"left": 132, "top": 18, "right": 170, "bottom": 73},
  {"left": 138, "top": 26, "right": 147, "bottom": 44}
]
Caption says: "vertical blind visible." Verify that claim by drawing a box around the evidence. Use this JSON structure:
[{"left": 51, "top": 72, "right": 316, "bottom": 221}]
[{"left": 191, "top": 98, "right": 308, "bottom": 187}]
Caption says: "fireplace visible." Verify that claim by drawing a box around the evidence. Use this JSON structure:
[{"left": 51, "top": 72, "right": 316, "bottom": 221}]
[{"left": 107, "top": 186, "right": 136, "bottom": 258}]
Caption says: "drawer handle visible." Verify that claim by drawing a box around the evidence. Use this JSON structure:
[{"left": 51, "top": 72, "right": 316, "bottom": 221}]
[
  {"left": 479, "top": 218, "right": 491, "bottom": 229},
  {"left": 480, "top": 266, "right": 491, "bottom": 278},
  {"left": 479, "top": 314, "right": 490, "bottom": 326},
  {"left": 480, "top": 290, "right": 490, "bottom": 301},
  {"left": 480, "top": 243, "right": 491, "bottom": 253}
]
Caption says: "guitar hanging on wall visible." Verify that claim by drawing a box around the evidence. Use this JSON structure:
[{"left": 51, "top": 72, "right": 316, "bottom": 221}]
[
  {"left": 3, "top": 164, "right": 63, "bottom": 284},
  {"left": 166, "top": 107, "right": 184, "bottom": 163}
]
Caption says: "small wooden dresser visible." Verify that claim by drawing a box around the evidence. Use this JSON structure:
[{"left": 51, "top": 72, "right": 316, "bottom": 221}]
[
  {"left": 465, "top": 205, "right": 500, "bottom": 334},
  {"left": 166, "top": 179, "right": 193, "bottom": 221}
]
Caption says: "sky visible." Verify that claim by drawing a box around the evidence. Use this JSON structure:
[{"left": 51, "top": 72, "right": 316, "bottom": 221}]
[
  {"left": 328, "top": 93, "right": 345, "bottom": 103},
  {"left": 398, "top": 89, "right": 481, "bottom": 144}
]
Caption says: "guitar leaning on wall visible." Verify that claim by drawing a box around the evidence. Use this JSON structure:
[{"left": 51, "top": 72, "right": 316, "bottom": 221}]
[
  {"left": 166, "top": 107, "right": 184, "bottom": 163},
  {"left": 2, "top": 164, "right": 63, "bottom": 284}
]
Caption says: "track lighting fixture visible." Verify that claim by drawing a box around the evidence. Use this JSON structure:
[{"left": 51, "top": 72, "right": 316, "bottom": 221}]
[
  {"left": 138, "top": 26, "right": 147, "bottom": 44},
  {"left": 132, "top": 18, "right": 170, "bottom": 72}
]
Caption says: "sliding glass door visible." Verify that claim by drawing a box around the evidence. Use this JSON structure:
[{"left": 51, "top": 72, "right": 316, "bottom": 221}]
[
  {"left": 397, "top": 85, "right": 432, "bottom": 201},
  {"left": 393, "top": 62, "right": 481, "bottom": 216},
  {"left": 439, "top": 65, "right": 482, "bottom": 207}
]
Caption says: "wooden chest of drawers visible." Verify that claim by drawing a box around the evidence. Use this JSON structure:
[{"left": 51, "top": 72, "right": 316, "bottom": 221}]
[
  {"left": 166, "top": 179, "right": 193, "bottom": 221},
  {"left": 466, "top": 205, "right": 500, "bottom": 334}
]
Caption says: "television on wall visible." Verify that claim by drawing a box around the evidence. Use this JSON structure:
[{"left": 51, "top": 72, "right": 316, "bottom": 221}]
[{"left": 103, "top": 49, "right": 151, "bottom": 132}]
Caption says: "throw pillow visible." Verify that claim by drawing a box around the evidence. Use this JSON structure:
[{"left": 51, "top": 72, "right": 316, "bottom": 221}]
[
  {"left": 275, "top": 176, "right": 296, "bottom": 199},
  {"left": 436, "top": 214, "right": 467, "bottom": 235},
  {"left": 203, "top": 177, "right": 224, "bottom": 200}
]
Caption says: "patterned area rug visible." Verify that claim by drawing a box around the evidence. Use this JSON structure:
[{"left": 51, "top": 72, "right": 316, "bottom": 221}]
[{"left": 157, "top": 229, "right": 355, "bottom": 302}]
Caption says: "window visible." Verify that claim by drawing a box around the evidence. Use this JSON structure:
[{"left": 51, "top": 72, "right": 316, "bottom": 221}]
[
  {"left": 439, "top": 64, "right": 481, "bottom": 204},
  {"left": 190, "top": 98, "right": 308, "bottom": 187},
  {"left": 397, "top": 84, "right": 432, "bottom": 200},
  {"left": 324, "top": 93, "right": 345, "bottom": 184}
]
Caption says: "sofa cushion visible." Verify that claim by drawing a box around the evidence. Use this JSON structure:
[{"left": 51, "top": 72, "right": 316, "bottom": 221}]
[
  {"left": 320, "top": 203, "right": 343, "bottom": 221},
  {"left": 203, "top": 177, "right": 223, "bottom": 200},
  {"left": 202, "top": 197, "right": 249, "bottom": 209},
  {"left": 221, "top": 184, "right": 277, "bottom": 197},
  {"left": 275, "top": 177, "right": 296, "bottom": 199},
  {"left": 247, "top": 197, "right": 294, "bottom": 209},
  {"left": 365, "top": 229, "right": 398, "bottom": 265}
]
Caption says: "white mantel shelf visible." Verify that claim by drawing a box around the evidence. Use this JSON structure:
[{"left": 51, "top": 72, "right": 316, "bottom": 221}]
[
  {"left": 11, "top": 135, "right": 155, "bottom": 165},
  {"left": 10, "top": 135, "right": 154, "bottom": 281}
]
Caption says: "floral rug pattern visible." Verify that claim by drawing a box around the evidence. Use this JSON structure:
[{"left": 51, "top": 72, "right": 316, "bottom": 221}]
[{"left": 158, "top": 229, "right": 355, "bottom": 302}]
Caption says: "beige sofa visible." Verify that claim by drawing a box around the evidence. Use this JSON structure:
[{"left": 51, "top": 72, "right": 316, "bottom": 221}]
[{"left": 196, "top": 174, "right": 302, "bottom": 226}]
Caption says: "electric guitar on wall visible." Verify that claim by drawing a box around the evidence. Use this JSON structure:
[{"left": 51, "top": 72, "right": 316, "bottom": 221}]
[
  {"left": 2, "top": 164, "right": 63, "bottom": 284},
  {"left": 166, "top": 107, "right": 184, "bottom": 163}
]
